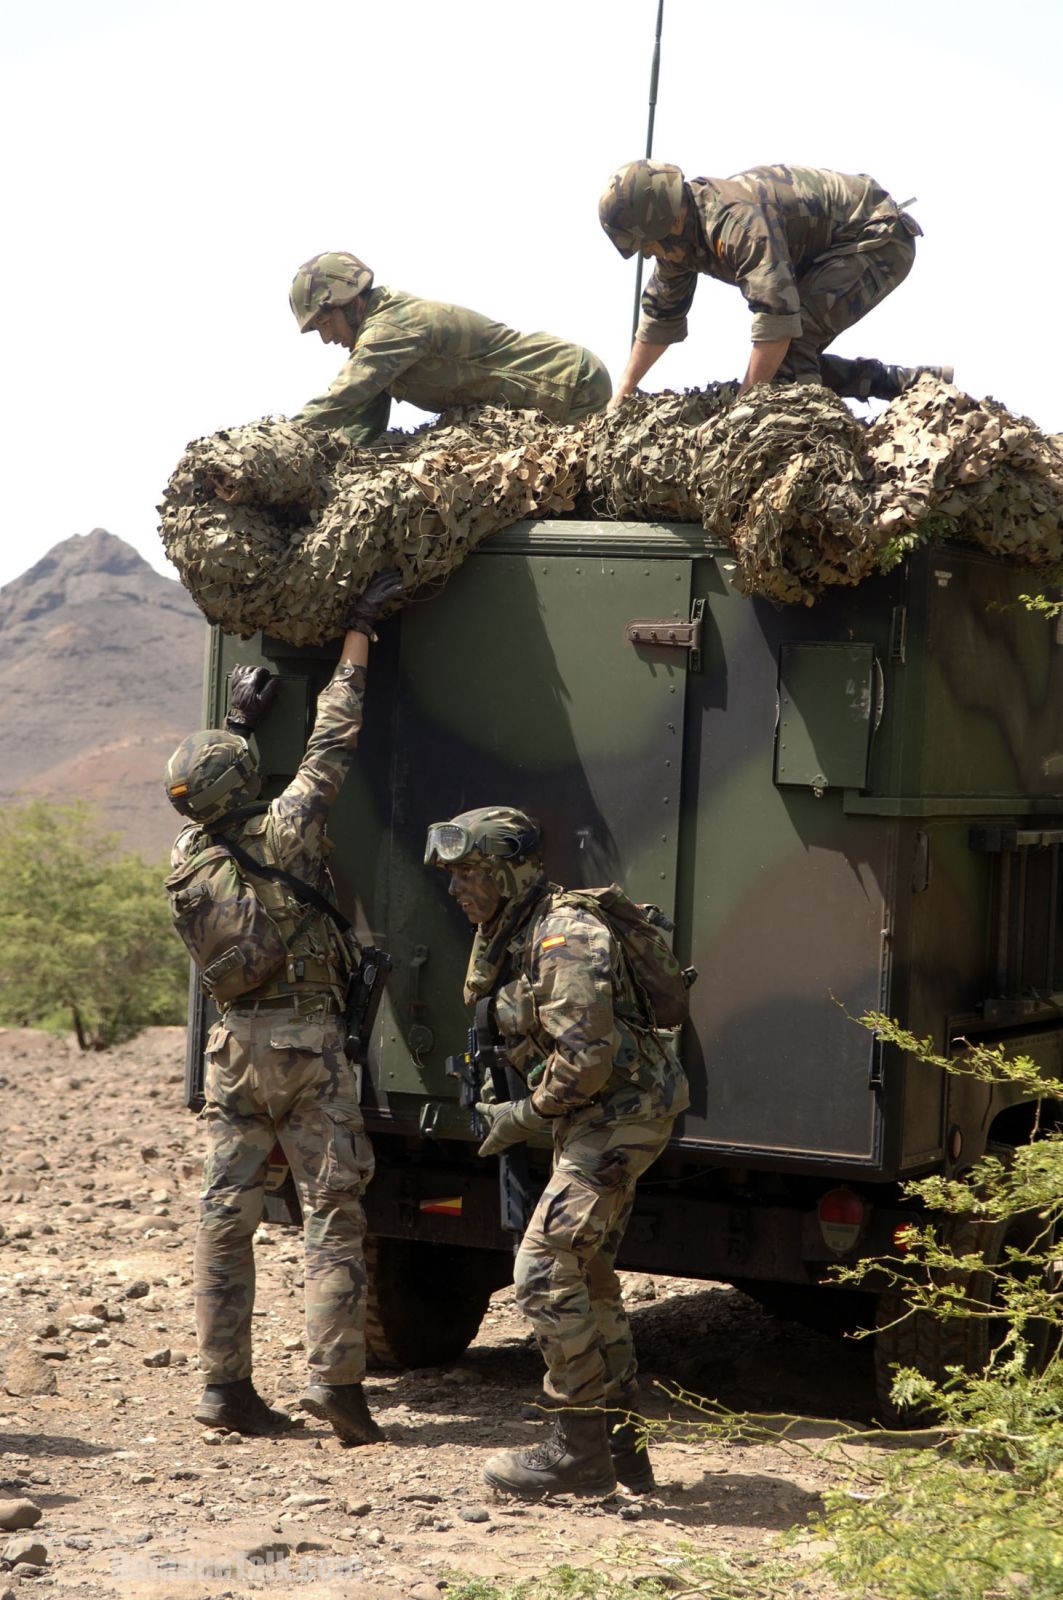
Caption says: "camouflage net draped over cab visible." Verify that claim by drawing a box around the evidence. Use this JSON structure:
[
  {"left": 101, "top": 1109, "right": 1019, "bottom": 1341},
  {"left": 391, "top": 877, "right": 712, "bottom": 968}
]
[
  {"left": 160, "top": 411, "right": 584, "bottom": 646},
  {"left": 160, "top": 379, "right": 1063, "bottom": 638}
]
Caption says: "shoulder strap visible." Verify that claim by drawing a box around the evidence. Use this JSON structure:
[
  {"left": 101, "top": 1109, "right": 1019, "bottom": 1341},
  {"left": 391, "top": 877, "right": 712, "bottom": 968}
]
[{"left": 208, "top": 824, "right": 351, "bottom": 935}]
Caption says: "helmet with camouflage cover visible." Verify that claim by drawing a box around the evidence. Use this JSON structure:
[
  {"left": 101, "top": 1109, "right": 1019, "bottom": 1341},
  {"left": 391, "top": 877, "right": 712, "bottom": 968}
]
[
  {"left": 165, "top": 729, "right": 262, "bottom": 824},
  {"left": 598, "top": 160, "right": 687, "bottom": 259},
  {"left": 425, "top": 805, "right": 543, "bottom": 903},
  {"left": 289, "top": 251, "right": 375, "bottom": 333}
]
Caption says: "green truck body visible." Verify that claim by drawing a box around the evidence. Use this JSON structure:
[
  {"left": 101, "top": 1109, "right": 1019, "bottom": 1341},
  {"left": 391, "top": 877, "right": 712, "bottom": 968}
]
[{"left": 186, "top": 520, "right": 1063, "bottom": 1378}]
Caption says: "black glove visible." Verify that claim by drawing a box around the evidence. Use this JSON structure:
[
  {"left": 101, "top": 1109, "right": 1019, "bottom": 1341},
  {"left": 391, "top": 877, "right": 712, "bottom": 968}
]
[
  {"left": 346, "top": 568, "right": 404, "bottom": 637},
  {"left": 226, "top": 666, "right": 279, "bottom": 735}
]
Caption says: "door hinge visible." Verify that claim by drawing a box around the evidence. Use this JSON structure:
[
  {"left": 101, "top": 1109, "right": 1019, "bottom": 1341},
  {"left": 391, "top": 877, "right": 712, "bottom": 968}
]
[{"left": 626, "top": 598, "right": 704, "bottom": 671}]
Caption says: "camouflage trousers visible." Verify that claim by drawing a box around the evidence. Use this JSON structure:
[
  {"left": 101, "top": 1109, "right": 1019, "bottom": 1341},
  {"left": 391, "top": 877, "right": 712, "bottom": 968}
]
[
  {"left": 567, "top": 348, "right": 613, "bottom": 421},
  {"left": 513, "top": 1101, "right": 675, "bottom": 1408},
  {"left": 777, "top": 225, "right": 917, "bottom": 398},
  {"left": 195, "top": 1006, "right": 374, "bottom": 1386}
]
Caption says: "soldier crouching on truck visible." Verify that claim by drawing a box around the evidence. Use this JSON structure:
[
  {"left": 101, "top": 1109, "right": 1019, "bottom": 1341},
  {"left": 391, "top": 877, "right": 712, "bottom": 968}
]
[
  {"left": 599, "top": 160, "right": 952, "bottom": 404},
  {"left": 425, "top": 807, "right": 689, "bottom": 1497},
  {"left": 289, "top": 251, "right": 612, "bottom": 443},
  {"left": 163, "top": 572, "right": 399, "bottom": 1442}
]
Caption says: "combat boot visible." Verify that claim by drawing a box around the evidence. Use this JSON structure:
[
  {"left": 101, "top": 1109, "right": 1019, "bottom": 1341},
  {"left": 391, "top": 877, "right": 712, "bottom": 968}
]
[
  {"left": 483, "top": 1408, "right": 617, "bottom": 1498},
  {"left": 193, "top": 1376, "right": 293, "bottom": 1436},
  {"left": 606, "top": 1385, "right": 656, "bottom": 1494},
  {"left": 298, "top": 1382, "right": 382, "bottom": 1446},
  {"left": 877, "top": 363, "right": 955, "bottom": 399}
]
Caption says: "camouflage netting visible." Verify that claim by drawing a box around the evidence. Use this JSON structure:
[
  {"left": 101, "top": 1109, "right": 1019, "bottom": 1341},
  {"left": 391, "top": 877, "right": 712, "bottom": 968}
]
[
  {"left": 863, "top": 383, "right": 1063, "bottom": 569},
  {"left": 586, "top": 378, "right": 1063, "bottom": 603},
  {"left": 160, "top": 411, "right": 583, "bottom": 645},
  {"left": 159, "top": 378, "right": 1063, "bottom": 640},
  {"left": 585, "top": 384, "right": 877, "bottom": 604}
]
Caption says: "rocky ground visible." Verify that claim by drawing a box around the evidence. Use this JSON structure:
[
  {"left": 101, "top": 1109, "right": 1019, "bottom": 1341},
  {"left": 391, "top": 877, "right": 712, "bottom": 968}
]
[{"left": 0, "top": 1028, "right": 879, "bottom": 1599}]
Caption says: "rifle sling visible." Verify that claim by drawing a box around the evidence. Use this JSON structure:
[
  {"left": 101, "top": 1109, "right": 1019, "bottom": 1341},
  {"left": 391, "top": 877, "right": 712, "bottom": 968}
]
[{"left": 207, "top": 819, "right": 352, "bottom": 936}]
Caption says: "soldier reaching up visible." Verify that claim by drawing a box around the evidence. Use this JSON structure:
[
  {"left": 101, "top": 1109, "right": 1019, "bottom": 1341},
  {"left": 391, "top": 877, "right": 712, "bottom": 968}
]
[
  {"left": 164, "top": 572, "right": 399, "bottom": 1442},
  {"left": 425, "top": 808, "right": 689, "bottom": 1497},
  {"left": 289, "top": 252, "right": 612, "bottom": 444},
  {"left": 599, "top": 160, "right": 952, "bottom": 405}
]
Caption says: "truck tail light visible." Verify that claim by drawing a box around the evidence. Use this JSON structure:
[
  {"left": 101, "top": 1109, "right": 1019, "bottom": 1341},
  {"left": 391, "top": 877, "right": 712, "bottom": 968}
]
[{"left": 817, "top": 1187, "right": 866, "bottom": 1254}]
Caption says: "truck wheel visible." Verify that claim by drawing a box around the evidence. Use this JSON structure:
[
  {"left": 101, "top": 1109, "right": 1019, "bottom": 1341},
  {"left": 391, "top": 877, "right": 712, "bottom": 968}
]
[
  {"left": 364, "top": 1236, "right": 512, "bottom": 1370},
  {"left": 874, "top": 1144, "right": 1055, "bottom": 1422}
]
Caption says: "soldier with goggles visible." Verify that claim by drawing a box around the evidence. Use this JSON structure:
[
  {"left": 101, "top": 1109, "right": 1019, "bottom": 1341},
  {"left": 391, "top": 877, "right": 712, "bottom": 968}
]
[{"left": 426, "top": 806, "right": 689, "bottom": 1499}]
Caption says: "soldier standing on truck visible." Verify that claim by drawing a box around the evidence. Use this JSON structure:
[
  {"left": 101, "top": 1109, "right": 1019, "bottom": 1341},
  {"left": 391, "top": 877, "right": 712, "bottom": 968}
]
[
  {"left": 425, "top": 807, "right": 689, "bottom": 1497},
  {"left": 163, "top": 573, "right": 399, "bottom": 1442},
  {"left": 599, "top": 160, "right": 952, "bottom": 404},
  {"left": 289, "top": 251, "right": 612, "bottom": 443}
]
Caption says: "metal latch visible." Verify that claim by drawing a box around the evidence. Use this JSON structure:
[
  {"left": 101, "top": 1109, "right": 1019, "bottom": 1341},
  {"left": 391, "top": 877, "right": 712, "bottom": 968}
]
[{"left": 626, "top": 599, "right": 704, "bottom": 671}]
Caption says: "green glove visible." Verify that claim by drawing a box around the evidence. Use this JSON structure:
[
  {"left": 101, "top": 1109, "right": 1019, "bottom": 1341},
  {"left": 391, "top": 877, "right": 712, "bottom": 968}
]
[{"left": 475, "top": 1096, "right": 549, "bottom": 1158}]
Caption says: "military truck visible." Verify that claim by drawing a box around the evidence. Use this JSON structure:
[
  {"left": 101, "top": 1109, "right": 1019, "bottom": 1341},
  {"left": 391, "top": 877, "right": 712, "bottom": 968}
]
[{"left": 186, "top": 519, "right": 1063, "bottom": 1409}]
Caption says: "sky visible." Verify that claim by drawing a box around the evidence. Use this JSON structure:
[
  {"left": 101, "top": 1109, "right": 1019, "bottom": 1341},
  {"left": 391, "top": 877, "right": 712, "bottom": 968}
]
[{"left": 1, "top": 0, "right": 1060, "bottom": 590}]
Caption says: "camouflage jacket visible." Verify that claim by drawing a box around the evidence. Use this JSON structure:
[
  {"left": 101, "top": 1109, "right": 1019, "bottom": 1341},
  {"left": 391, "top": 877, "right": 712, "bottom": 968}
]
[
  {"left": 294, "top": 286, "right": 608, "bottom": 443},
  {"left": 638, "top": 165, "right": 919, "bottom": 345},
  {"left": 170, "top": 663, "right": 366, "bottom": 1006},
  {"left": 490, "top": 888, "right": 689, "bottom": 1122}
]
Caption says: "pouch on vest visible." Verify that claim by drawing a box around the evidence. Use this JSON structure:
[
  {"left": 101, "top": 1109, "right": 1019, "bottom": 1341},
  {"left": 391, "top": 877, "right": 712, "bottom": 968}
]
[
  {"left": 164, "top": 843, "right": 289, "bottom": 1005},
  {"left": 561, "top": 884, "right": 697, "bottom": 1028}
]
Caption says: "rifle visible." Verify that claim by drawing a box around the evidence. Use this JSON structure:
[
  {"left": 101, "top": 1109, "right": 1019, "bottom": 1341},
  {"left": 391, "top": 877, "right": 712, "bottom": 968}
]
[
  {"left": 446, "top": 996, "right": 535, "bottom": 1238},
  {"left": 344, "top": 945, "right": 392, "bottom": 1066}
]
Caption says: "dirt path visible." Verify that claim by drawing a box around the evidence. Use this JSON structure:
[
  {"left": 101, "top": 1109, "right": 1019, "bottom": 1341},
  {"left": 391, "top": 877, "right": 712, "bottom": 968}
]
[{"left": 0, "top": 1028, "right": 870, "bottom": 1598}]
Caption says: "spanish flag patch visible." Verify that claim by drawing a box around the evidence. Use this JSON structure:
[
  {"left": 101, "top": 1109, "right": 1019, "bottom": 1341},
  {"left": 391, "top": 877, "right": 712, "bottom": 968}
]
[
  {"left": 541, "top": 935, "right": 567, "bottom": 952},
  {"left": 419, "top": 1196, "right": 463, "bottom": 1216}
]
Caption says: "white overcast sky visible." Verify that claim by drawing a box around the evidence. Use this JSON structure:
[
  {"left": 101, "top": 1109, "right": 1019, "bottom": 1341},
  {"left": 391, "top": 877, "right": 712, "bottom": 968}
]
[{"left": 1, "top": 0, "right": 1060, "bottom": 590}]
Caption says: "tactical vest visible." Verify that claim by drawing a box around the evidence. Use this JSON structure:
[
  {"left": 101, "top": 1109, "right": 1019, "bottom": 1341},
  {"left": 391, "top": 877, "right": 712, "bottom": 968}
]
[
  {"left": 233, "top": 812, "right": 353, "bottom": 1005},
  {"left": 168, "top": 812, "right": 354, "bottom": 1009},
  {"left": 502, "top": 892, "right": 668, "bottom": 1100}
]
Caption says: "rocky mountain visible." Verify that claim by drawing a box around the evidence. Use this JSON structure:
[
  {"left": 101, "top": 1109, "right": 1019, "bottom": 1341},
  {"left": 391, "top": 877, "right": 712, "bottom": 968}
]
[{"left": 0, "top": 530, "right": 206, "bottom": 859}]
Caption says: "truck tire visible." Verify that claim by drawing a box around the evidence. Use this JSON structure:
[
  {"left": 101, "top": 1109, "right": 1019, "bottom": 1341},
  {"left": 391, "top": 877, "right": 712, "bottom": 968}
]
[
  {"left": 874, "top": 1143, "right": 1055, "bottom": 1422},
  {"left": 364, "top": 1235, "right": 512, "bottom": 1370}
]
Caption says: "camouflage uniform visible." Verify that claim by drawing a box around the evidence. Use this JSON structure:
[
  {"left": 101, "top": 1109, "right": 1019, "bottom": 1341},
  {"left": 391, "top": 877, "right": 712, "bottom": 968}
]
[
  {"left": 630, "top": 164, "right": 922, "bottom": 399},
  {"left": 294, "top": 286, "right": 612, "bottom": 443},
  {"left": 484, "top": 889, "right": 689, "bottom": 1409},
  {"left": 171, "top": 664, "right": 373, "bottom": 1386}
]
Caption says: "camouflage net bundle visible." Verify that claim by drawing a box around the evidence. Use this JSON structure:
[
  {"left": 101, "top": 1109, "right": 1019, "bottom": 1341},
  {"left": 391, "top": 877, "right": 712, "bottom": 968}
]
[
  {"left": 864, "top": 381, "right": 1063, "bottom": 567},
  {"left": 584, "top": 384, "right": 739, "bottom": 522},
  {"left": 587, "top": 384, "right": 878, "bottom": 603},
  {"left": 160, "top": 379, "right": 1063, "bottom": 637},
  {"left": 586, "top": 377, "right": 1063, "bottom": 603},
  {"left": 160, "top": 410, "right": 584, "bottom": 645}
]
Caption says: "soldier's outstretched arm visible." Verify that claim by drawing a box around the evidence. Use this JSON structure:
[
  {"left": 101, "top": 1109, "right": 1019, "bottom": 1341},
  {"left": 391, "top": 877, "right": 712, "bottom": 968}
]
[
  {"left": 338, "top": 628, "right": 370, "bottom": 672},
  {"left": 609, "top": 338, "right": 668, "bottom": 410},
  {"left": 293, "top": 316, "right": 426, "bottom": 440},
  {"left": 738, "top": 335, "right": 792, "bottom": 395},
  {"left": 272, "top": 569, "right": 403, "bottom": 843}
]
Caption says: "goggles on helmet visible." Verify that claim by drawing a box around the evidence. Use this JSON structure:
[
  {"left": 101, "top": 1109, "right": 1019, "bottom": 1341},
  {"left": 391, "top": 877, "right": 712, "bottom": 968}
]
[{"left": 424, "top": 813, "right": 540, "bottom": 868}]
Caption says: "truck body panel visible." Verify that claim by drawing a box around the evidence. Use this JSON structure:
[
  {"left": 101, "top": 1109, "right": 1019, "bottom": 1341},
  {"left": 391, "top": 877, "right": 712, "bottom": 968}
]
[{"left": 186, "top": 521, "right": 1063, "bottom": 1289}]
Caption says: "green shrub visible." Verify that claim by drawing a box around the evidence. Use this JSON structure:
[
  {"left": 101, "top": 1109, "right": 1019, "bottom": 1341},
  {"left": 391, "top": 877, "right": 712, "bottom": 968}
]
[{"left": 0, "top": 799, "right": 187, "bottom": 1047}]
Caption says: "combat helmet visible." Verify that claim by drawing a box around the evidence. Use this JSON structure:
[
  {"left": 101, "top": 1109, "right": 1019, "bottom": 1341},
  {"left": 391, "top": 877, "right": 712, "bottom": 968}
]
[
  {"left": 165, "top": 729, "right": 261, "bottom": 824},
  {"left": 598, "top": 161, "right": 686, "bottom": 258},
  {"left": 424, "top": 806, "right": 542, "bottom": 869},
  {"left": 289, "top": 251, "right": 375, "bottom": 332}
]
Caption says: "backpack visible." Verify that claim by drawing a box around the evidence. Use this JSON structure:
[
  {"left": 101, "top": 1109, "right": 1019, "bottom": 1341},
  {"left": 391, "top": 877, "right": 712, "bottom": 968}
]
[
  {"left": 164, "top": 809, "right": 352, "bottom": 1007},
  {"left": 560, "top": 884, "right": 697, "bottom": 1028}
]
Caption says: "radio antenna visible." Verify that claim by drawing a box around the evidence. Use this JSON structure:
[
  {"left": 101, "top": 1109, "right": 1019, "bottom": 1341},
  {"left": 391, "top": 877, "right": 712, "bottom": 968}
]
[{"left": 631, "top": 0, "right": 666, "bottom": 343}]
